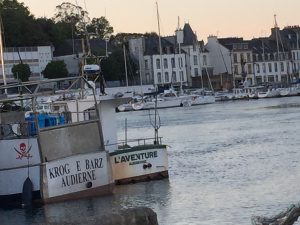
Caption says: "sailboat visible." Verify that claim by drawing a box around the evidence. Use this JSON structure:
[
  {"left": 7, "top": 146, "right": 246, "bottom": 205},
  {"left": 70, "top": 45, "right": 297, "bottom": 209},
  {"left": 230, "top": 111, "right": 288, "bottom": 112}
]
[{"left": 109, "top": 2, "right": 169, "bottom": 183}]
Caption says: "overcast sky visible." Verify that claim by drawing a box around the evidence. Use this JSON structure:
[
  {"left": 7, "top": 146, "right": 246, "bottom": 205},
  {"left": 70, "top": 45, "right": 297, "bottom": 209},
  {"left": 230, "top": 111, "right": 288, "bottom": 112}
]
[{"left": 21, "top": 0, "right": 300, "bottom": 41}]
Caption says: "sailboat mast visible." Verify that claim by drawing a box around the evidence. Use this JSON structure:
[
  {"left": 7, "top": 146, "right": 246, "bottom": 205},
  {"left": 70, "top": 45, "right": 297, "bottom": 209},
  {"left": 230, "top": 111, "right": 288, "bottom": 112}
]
[
  {"left": 274, "top": 15, "right": 280, "bottom": 60},
  {"left": 138, "top": 44, "right": 143, "bottom": 94},
  {"left": 156, "top": 1, "right": 164, "bottom": 86},
  {"left": 0, "top": 19, "right": 7, "bottom": 94},
  {"left": 123, "top": 45, "right": 129, "bottom": 92}
]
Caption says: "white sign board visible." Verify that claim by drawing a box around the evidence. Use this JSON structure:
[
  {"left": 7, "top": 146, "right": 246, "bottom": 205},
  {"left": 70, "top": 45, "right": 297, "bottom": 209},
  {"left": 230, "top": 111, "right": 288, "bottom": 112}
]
[{"left": 45, "top": 152, "right": 110, "bottom": 198}]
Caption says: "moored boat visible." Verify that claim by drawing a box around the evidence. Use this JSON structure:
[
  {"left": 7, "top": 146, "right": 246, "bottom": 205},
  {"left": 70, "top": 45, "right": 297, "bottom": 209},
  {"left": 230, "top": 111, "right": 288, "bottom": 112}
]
[
  {"left": 0, "top": 77, "right": 114, "bottom": 206},
  {"left": 50, "top": 83, "right": 169, "bottom": 185}
]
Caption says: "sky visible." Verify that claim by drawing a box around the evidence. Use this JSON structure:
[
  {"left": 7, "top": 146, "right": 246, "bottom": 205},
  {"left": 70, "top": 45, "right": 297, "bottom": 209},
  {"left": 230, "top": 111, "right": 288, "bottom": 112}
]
[{"left": 20, "top": 0, "right": 300, "bottom": 42}]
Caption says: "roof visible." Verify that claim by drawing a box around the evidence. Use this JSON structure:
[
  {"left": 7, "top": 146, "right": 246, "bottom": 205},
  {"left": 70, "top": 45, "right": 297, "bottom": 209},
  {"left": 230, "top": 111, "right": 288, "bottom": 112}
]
[
  {"left": 53, "top": 39, "right": 114, "bottom": 57},
  {"left": 182, "top": 23, "right": 197, "bottom": 45}
]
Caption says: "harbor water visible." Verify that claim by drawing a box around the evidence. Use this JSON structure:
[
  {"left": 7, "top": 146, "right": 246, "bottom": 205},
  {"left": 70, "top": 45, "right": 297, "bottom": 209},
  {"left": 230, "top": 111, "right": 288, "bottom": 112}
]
[{"left": 2, "top": 96, "right": 300, "bottom": 225}]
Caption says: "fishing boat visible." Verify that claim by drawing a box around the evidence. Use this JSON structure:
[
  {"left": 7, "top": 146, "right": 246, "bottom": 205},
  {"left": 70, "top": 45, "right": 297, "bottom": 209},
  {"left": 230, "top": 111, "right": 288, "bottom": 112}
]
[
  {"left": 51, "top": 84, "right": 169, "bottom": 185},
  {"left": 101, "top": 95, "right": 169, "bottom": 184},
  {"left": 0, "top": 77, "right": 114, "bottom": 206}
]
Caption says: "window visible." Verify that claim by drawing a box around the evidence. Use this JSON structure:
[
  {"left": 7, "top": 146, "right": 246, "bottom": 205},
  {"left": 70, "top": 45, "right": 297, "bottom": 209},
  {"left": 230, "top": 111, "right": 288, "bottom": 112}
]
[
  {"left": 145, "top": 60, "right": 148, "bottom": 70},
  {"left": 263, "top": 63, "right": 266, "bottom": 73},
  {"left": 234, "top": 65, "right": 238, "bottom": 74},
  {"left": 233, "top": 53, "right": 237, "bottom": 63},
  {"left": 164, "top": 58, "right": 168, "bottom": 69},
  {"left": 165, "top": 72, "right": 169, "bottom": 83},
  {"left": 281, "top": 62, "right": 284, "bottom": 72},
  {"left": 157, "top": 72, "right": 162, "bottom": 83},
  {"left": 171, "top": 58, "right": 175, "bottom": 68},
  {"left": 194, "top": 68, "right": 199, "bottom": 76},
  {"left": 178, "top": 57, "right": 183, "bottom": 68},
  {"left": 193, "top": 55, "right": 198, "bottom": 65},
  {"left": 145, "top": 73, "right": 150, "bottom": 83},
  {"left": 156, "top": 59, "right": 160, "bottom": 69},
  {"left": 268, "top": 63, "right": 272, "bottom": 72},
  {"left": 256, "top": 64, "right": 260, "bottom": 73},
  {"left": 247, "top": 53, "right": 251, "bottom": 62},
  {"left": 247, "top": 64, "right": 252, "bottom": 74},
  {"left": 172, "top": 72, "right": 177, "bottom": 82},
  {"left": 203, "top": 55, "right": 207, "bottom": 66},
  {"left": 180, "top": 71, "right": 184, "bottom": 82},
  {"left": 274, "top": 62, "right": 278, "bottom": 72}
]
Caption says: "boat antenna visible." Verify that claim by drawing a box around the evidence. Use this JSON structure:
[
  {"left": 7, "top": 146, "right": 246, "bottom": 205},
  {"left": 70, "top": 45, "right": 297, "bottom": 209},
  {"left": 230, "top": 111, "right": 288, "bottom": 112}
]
[{"left": 149, "top": 87, "right": 161, "bottom": 144}]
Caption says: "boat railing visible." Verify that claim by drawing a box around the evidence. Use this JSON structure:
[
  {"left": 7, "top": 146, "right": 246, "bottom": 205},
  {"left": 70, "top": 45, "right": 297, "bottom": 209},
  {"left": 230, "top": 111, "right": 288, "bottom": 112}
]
[
  {"left": 0, "top": 121, "right": 37, "bottom": 140},
  {"left": 106, "top": 137, "right": 163, "bottom": 150}
]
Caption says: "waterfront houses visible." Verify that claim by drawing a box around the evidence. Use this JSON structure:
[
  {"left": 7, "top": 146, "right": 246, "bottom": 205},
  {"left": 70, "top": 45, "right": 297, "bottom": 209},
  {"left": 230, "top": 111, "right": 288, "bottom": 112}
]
[
  {"left": 1, "top": 24, "right": 300, "bottom": 92},
  {"left": 129, "top": 24, "right": 300, "bottom": 91},
  {"left": 128, "top": 23, "right": 208, "bottom": 89}
]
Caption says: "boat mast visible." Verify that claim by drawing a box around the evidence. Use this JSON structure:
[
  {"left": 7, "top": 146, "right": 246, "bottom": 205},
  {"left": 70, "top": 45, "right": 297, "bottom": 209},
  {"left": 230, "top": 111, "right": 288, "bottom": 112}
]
[
  {"left": 274, "top": 14, "right": 282, "bottom": 82},
  {"left": 0, "top": 17, "right": 7, "bottom": 94},
  {"left": 123, "top": 44, "right": 129, "bottom": 92},
  {"left": 138, "top": 44, "right": 143, "bottom": 94},
  {"left": 156, "top": 1, "right": 164, "bottom": 87}
]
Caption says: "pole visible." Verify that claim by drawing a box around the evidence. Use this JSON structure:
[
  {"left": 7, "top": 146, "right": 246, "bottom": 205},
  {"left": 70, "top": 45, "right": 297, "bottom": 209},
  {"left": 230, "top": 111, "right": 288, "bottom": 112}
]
[
  {"left": 0, "top": 22, "right": 7, "bottom": 94},
  {"left": 156, "top": 1, "right": 164, "bottom": 86},
  {"left": 123, "top": 45, "right": 129, "bottom": 92},
  {"left": 138, "top": 44, "right": 143, "bottom": 94},
  {"left": 125, "top": 118, "right": 127, "bottom": 147},
  {"left": 179, "top": 42, "right": 182, "bottom": 94}
]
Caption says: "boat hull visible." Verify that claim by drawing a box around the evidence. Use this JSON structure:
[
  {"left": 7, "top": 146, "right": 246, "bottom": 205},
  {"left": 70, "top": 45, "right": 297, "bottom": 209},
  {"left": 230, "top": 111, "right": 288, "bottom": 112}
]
[
  {"left": 0, "top": 138, "right": 41, "bottom": 206},
  {"left": 110, "top": 145, "right": 169, "bottom": 184},
  {"left": 41, "top": 151, "right": 114, "bottom": 203}
]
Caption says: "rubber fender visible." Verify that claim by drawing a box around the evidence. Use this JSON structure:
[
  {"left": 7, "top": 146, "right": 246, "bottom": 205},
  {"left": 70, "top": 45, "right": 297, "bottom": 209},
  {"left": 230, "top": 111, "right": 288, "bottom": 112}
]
[{"left": 22, "top": 177, "right": 33, "bottom": 207}]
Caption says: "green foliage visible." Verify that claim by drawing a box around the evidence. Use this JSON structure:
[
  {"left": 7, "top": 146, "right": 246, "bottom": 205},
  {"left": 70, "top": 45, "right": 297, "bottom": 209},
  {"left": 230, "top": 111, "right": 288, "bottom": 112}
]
[
  {"left": 11, "top": 63, "right": 31, "bottom": 82},
  {"left": 43, "top": 61, "right": 68, "bottom": 79},
  {"left": 87, "top": 17, "right": 113, "bottom": 39},
  {"left": 0, "top": 0, "right": 49, "bottom": 46},
  {"left": 53, "top": 2, "right": 89, "bottom": 39},
  {"left": 101, "top": 48, "right": 137, "bottom": 84}
]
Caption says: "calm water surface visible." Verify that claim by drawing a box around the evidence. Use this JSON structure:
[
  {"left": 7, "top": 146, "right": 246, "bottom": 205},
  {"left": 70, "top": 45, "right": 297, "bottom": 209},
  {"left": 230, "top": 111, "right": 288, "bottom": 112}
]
[{"left": 2, "top": 97, "right": 300, "bottom": 225}]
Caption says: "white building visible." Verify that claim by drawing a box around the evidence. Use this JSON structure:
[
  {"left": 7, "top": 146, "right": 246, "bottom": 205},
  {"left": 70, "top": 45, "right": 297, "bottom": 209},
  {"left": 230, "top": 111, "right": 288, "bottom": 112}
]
[
  {"left": 0, "top": 46, "right": 53, "bottom": 84},
  {"left": 129, "top": 23, "right": 206, "bottom": 88}
]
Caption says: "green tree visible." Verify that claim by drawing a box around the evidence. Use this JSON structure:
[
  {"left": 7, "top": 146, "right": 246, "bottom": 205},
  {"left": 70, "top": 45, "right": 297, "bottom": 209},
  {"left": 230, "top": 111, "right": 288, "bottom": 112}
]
[
  {"left": 87, "top": 17, "right": 113, "bottom": 39},
  {"left": 11, "top": 63, "right": 31, "bottom": 82},
  {"left": 0, "top": 0, "right": 49, "bottom": 46},
  {"left": 101, "top": 48, "right": 137, "bottom": 84},
  {"left": 53, "top": 2, "right": 89, "bottom": 38},
  {"left": 43, "top": 61, "right": 68, "bottom": 79}
]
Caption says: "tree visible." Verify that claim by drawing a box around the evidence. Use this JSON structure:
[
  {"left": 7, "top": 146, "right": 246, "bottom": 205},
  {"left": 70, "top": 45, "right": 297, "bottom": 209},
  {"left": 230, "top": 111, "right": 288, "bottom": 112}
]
[
  {"left": 87, "top": 17, "right": 113, "bottom": 39},
  {"left": 43, "top": 61, "right": 68, "bottom": 79},
  {"left": 110, "top": 33, "right": 144, "bottom": 46},
  {"left": 11, "top": 63, "right": 31, "bottom": 82},
  {"left": 53, "top": 2, "right": 89, "bottom": 38},
  {"left": 0, "top": 0, "right": 49, "bottom": 46},
  {"left": 101, "top": 48, "right": 137, "bottom": 84}
]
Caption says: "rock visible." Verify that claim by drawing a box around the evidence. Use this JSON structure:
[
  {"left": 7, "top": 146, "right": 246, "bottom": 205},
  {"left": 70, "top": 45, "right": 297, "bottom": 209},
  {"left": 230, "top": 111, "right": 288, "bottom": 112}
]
[
  {"left": 251, "top": 204, "right": 300, "bottom": 225},
  {"left": 35, "top": 207, "right": 158, "bottom": 225}
]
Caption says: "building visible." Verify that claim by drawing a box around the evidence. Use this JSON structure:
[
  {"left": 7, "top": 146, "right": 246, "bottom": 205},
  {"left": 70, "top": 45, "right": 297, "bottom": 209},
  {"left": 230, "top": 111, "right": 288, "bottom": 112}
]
[
  {"left": 128, "top": 23, "right": 210, "bottom": 90},
  {"left": 0, "top": 46, "right": 53, "bottom": 84}
]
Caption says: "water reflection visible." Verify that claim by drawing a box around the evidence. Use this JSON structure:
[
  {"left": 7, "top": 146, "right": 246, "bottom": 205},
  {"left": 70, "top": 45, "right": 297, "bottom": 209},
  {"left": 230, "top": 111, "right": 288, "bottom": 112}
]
[{"left": 2, "top": 97, "right": 300, "bottom": 224}]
